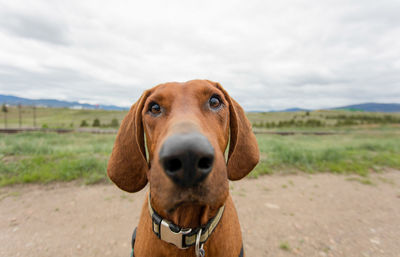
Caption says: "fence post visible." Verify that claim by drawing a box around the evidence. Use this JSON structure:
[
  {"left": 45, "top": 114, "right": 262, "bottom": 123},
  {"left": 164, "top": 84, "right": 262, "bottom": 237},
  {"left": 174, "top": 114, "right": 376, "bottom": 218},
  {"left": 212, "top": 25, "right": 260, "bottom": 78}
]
[
  {"left": 18, "top": 104, "right": 22, "bottom": 128},
  {"left": 33, "top": 106, "right": 37, "bottom": 128}
]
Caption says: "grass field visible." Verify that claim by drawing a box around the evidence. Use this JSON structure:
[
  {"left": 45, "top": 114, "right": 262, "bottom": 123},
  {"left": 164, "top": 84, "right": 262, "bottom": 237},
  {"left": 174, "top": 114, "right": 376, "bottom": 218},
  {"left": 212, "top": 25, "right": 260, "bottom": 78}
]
[
  {"left": 248, "top": 110, "right": 400, "bottom": 130},
  {"left": 251, "top": 130, "right": 400, "bottom": 178},
  {"left": 2, "top": 106, "right": 400, "bottom": 130},
  {"left": 1, "top": 106, "right": 127, "bottom": 129},
  {"left": 1, "top": 127, "right": 399, "bottom": 186},
  {"left": 0, "top": 132, "right": 114, "bottom": 186}
]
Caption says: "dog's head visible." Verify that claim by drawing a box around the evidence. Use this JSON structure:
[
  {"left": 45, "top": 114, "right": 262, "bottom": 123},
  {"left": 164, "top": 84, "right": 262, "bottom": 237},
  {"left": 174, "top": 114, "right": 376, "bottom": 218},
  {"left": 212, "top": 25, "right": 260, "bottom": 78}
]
[{"left": 107, "top": 80, "right": 259, "bottom": 225}]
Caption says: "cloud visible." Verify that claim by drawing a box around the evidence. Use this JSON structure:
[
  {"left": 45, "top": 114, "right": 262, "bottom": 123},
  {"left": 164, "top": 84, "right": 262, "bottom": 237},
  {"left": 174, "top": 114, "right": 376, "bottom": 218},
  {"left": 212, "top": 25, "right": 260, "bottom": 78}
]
[
  {"left": 0, "top": 0, "right": 399, "bottom": 110},
  {"left": 0, "top": 11, "right": 69, "bottom": 45}
]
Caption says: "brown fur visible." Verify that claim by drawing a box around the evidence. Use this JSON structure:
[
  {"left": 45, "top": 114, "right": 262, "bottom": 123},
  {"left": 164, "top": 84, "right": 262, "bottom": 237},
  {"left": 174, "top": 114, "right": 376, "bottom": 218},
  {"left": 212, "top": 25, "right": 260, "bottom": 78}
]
[{"left": 107, "top": 80, "right": 259, "bottom": 257}]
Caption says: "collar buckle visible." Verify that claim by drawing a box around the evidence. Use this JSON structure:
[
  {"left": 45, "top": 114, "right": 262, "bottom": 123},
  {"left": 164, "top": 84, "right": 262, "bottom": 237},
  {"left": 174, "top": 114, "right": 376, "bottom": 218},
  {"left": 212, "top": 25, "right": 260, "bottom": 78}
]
[{"left": 160, "top": 219, "right": 192, "bottom": 249}]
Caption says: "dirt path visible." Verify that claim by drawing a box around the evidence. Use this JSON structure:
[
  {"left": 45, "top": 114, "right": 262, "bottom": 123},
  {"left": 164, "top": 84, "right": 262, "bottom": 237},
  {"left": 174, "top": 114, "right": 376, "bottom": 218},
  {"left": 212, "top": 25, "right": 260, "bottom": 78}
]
[{"left": 1, "top": 172, "right": 400, "bottom": 257}]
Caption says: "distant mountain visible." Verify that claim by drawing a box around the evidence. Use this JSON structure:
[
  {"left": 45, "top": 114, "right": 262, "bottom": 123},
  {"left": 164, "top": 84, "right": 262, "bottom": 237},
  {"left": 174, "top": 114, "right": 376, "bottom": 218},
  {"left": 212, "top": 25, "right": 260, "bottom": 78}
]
[
  {"left": 0, "top": 94, "right": 128, "bottom": 110},
  {"left": 264, "top": 103, "right": 400, "bottom": 113},
  {"left": 267, "top": 107, "right": 310, "bottom": 112},
  {"left": 281, "top": 107, "right": 310, "bottom": 112},
  {"left": 332, "top": 103, "right": 400, "bottom": 112}
]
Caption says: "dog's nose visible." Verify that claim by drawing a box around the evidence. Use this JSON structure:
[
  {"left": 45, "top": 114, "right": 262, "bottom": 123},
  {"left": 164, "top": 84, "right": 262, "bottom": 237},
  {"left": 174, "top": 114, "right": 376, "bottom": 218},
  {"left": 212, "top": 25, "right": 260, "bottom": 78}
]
[{"left": 159, "top": 133, "right": 214, "bottom": 187}]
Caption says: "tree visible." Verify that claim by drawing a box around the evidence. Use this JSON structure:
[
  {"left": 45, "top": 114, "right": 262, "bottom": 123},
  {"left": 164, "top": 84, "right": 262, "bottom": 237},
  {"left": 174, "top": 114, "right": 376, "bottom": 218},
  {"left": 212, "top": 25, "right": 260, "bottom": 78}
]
[
  {"left": 80, "top": 120, "right": 88, "bottom": 127},
  {"left": 110, "top": 118, "right": 119, "bottom": 128},
  {"left": 92, "top": 118, "right": 100, "bottom": 127},
  {"left": 2, "top": 104, "right": 8, "bottom": 128}
]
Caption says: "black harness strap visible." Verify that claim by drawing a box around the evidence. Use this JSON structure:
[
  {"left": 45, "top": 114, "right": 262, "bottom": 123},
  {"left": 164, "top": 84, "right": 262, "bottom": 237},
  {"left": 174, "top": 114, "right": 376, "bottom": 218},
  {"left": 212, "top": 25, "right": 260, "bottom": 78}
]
[
  {"left": 239, "top": 246, "right": 244, "bottom": 257},
  {"left": 131, "top": 227, "right": 137, "bottom": 257},
  {"left": 131, "top": 227, "right": 244, "bottom": 257}
]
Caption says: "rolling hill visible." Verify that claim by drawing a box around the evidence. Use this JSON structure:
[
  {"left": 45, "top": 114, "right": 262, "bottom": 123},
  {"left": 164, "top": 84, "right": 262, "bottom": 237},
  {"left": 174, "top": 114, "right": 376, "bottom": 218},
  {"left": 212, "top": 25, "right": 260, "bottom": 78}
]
[
  {"left": 0, "top": 94, "right": 128, "bottom": 110},
  {"left": 331, "top": 103, "right": 400, "bottom": 112},
  {"left": 273, "top": 103, "right": 400, "bottom": 113}
]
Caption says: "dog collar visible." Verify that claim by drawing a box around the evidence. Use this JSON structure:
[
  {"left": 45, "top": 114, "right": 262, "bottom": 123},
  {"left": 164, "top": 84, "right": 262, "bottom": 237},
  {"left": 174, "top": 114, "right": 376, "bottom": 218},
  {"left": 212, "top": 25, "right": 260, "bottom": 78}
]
[{"left": 148, "top": 195, "right": 225, "bottom": 250}]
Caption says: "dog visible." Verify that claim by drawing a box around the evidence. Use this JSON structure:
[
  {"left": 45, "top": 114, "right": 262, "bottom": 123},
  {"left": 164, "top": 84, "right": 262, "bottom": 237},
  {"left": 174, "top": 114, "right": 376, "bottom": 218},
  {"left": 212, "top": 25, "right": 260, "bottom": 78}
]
[{"left": 107, "top": 79, "right": 259, "bottom": 257}]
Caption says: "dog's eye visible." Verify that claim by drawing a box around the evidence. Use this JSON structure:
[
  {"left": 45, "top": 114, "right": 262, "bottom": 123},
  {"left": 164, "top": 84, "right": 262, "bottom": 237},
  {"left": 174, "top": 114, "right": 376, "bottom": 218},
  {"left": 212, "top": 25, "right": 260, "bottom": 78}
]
[
  {"left": 209, "top": 95, "right": 222, "bottom": 109},
  {"left": 149, "top": 102, "right": 161, "bottom": 115}
]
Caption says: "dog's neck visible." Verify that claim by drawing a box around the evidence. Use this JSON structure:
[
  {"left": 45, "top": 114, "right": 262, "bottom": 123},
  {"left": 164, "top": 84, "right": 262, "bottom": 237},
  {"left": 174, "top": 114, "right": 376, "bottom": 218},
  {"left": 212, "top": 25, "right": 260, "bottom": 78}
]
[
  {"left": 150, "top": 196, "right": 222, "bottom": 228},
  {"left": 163, "top": 203, "right": 213, "bottom": 228}
]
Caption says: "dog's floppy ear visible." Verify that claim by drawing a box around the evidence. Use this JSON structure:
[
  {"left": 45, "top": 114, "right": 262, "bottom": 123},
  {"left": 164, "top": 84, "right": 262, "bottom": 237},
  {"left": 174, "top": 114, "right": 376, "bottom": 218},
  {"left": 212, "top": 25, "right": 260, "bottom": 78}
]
[
  {"left": 107, "top": 91, "right": 150, "bottom": 192},
  {"left": 215, "top": 82, "right": 260, "bottom": 180}
]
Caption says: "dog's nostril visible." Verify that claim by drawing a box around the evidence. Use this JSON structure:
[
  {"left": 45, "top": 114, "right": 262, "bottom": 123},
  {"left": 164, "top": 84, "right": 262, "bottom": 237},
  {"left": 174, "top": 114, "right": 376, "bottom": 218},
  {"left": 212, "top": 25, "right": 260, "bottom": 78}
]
[
  {"left": 164, "top": 158, "right": 182, "bottom": 173},
  {"left": 198, "top": 157, "right": 213, "bottom": 170}
]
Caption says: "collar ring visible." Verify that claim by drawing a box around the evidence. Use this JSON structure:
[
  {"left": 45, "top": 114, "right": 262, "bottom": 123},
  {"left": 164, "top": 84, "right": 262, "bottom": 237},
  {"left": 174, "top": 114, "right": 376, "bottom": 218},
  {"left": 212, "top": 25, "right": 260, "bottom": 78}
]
[{"left": 195, "top": 228, "right": 205, "bottom": 257}]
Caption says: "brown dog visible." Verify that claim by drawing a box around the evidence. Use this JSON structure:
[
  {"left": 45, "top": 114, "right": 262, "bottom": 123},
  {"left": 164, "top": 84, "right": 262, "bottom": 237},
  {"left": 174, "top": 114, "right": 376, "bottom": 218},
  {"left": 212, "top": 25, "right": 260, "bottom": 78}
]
[{"left": 107, "top": 80, "right": 259, "bottom": 257}]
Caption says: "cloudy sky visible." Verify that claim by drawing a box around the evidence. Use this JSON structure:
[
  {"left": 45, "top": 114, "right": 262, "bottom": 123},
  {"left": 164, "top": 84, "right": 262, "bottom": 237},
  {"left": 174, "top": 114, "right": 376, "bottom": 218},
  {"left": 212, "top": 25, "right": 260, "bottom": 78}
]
[{"left": 0, "top": 0, "right": 399, "bottom": 111}]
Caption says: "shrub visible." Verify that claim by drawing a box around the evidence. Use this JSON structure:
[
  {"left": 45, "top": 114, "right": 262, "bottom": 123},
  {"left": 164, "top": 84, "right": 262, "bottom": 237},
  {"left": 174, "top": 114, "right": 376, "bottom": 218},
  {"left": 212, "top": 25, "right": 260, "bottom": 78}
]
[
  {"left": 1, "top": 104, "right": 8, "bottom": 113},
  {"left": 110, "top": 118, "right": 119, "bottom": 128},
  {"left": 80, "top": 120, "right": 88, "bottom": 127},
  {"left": 92, "top": 118, "right": 100, "bottom": 127}
]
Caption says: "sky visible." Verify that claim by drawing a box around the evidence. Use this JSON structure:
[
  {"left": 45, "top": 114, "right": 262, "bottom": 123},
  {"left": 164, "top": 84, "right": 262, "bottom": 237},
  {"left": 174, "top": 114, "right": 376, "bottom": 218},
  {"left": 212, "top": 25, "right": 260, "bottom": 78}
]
[{"left": 0, "top": 0, "right": 399, "bottom": 111}]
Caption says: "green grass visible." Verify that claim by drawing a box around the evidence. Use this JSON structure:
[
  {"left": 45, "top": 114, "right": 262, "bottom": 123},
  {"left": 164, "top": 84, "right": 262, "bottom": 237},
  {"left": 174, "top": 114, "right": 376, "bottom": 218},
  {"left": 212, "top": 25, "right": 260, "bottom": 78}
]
[
  {"left": 250, "top": 131, "right": 400, "bottom": 177},
  {"left": 346, "top": 177, "right": 375, "bottom": 185},
  {"left": 0, "top": 110, "right": 400, "bottom": 186},
  {"left": 247, "top": 110, "right": 400, "bottom": 130},
  {"left": 0, "top": 132, "right": 115, "bottom": 186},
  {"left": 279, "top": 241, "right": 291, "bottom": 251},
  {"left": 2, "top": 106, "right": 399, "bottom": 131},
  {"left": 1, "top": 106, "right": 126, "bottom": 129}
]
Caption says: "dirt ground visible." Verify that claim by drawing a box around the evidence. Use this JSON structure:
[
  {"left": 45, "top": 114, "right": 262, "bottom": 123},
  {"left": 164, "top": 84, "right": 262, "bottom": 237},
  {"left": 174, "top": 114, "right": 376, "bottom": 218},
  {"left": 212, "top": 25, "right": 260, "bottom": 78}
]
[{"left": 1, "top": 171, "right": 400, "bottom": 257}]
